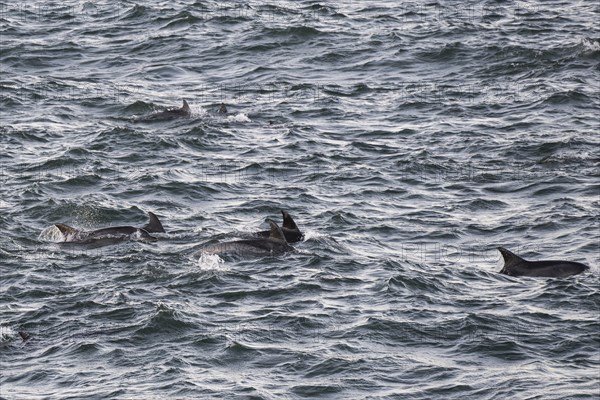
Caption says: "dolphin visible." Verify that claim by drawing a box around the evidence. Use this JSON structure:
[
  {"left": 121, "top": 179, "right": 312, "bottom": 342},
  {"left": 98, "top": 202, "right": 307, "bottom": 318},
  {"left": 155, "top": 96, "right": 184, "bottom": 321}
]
[
  {"left": 218, "top": 103, "right": 228, "bottom": 114},
  {"left": 18, "top": 331, "right": 31, "bottom": 342},
  {"left": 255, "top": 210, "right": 304, "bottom": 243},
  {"left": 201, "top": 219, "right": 294, "bottom": 258},
  {"left": 139, "top": 99, "right": 191, "bottom": 121},
  {"left": 54, "top": 211, "right": 165, "bottom": 245},
  {"left": 497, "top": 247, "right": 589, "bottom": 278}
]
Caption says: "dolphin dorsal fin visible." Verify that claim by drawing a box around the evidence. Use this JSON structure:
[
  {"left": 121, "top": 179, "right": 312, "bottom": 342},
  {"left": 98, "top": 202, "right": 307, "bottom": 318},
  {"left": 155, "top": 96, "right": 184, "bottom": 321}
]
[
  {"left": 142, "top": 212, "right": 165, "bottom": 233},
  {"left": 497, "top": 247, "right": 525, "bottom": 268},
  {"left": 267, "top": 219, "right": 287, "bottom": 243},
  {"left": 55, "top": 223, "right": 80, "bottom": 237},
  {"left": 182, "top": 99, "right": 190, "bottom": 112},
  {"left": 281, "top": 210, "right": 299, "bottom": 231}
]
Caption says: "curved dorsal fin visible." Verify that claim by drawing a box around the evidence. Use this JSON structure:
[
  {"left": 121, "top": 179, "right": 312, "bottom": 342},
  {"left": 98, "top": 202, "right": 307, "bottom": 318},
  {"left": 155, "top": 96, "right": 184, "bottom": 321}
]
[
  {"left": 182, "top": 99, "right": 190, "bottom": 112},
  {"left": 497, "top": 247, "right": 526, "bottom": 267},
  {"left": 281, "top": 210, "right": 299, "bottom": 231},
  {"left": 142, "top": 212, "right": 165, "bottom": 233},
  {"left": 267, "top": 219, "right": 287, "bottom": 243},
  {"left": 55, "top": 223, "right": 80, "bottom": 237}
]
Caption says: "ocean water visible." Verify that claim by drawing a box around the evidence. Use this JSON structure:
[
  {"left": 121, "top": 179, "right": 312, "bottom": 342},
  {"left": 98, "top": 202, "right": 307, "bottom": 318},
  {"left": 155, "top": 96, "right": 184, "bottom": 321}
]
[{"left": 1, "top": 1, "right": 599, "bottom": 399}]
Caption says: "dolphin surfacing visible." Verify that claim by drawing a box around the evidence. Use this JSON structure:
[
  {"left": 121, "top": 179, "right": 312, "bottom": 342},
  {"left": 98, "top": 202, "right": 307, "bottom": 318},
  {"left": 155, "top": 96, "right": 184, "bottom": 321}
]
[
  {"left": 54, "top": 211, "right": 165, "bottom": 245},
  {"left": 255, "top": 210, "right": 304, "bottom": 243},
  {"left": 137, "top": 99, "right": 191, "bottom": 121},
  {"left": 18, "top": 331, "right": 31, "bottom": 342},
  {"left": 498, "top": 247, "right": 589, "bottom": 278},
  {"left": 201, "top": 219, "right": 294, "bottom": 258}
]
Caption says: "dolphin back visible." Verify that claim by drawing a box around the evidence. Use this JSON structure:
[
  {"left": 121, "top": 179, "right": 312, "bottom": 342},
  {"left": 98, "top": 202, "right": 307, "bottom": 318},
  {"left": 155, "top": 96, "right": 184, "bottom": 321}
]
[
  {"left": 267, "top": 219, "right": 287, "bottom": 243},
  {"left": 281, "top": 210, "right": 299, "bottom": 230},
  {"left": 255, "top": 210, "right": 303, "bottom": 243},
  {"left": 200, "top": 219, "right": 293, "bottom": 258},
  {"left": 498, "top": 246, "right": 590, "bottom": 278},
  {"left": 498, "top": 247, "right": 525, "bottom": 271},
  {"left": 55, "top": 223, "right": 82, "bottom": 240},
  {"left": 281, "top": 210, "right": 304, "bottom": 241},
  {"left": 136, "top": 99, "right": 191, "bottom": 121},
  {"left": 143, "top": 212, "right": 165, "bottom": 233}
]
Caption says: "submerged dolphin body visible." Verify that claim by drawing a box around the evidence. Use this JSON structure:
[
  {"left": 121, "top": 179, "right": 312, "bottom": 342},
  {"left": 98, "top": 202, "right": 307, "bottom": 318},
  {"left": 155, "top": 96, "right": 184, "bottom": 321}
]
[
  {"left": 201, "top": 219, "right": 293, "bottom": 258},
  {"left": 138, "top": 99, "right": 191, "bottom": 121},
  {"left": 54, "top": 212, "right": 165, "bottom": 245},
  {"left": 498, "top": 247, "right": 589, "bottom": 278},
  {"left": 255, "top": 210, "right": 304, "bottom": 243}
]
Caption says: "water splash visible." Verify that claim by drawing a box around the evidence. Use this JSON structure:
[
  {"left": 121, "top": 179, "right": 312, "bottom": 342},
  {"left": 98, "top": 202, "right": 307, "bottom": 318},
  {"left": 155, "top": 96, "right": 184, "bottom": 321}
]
[{"left": 197, "top": 252, "right": 227, "bottom": 272}]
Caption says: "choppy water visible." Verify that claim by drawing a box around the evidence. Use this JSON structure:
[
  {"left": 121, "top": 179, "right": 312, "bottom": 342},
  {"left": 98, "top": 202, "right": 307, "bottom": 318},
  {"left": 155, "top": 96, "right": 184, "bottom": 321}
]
[{"left": 1, "top": 1, "right": 599, "bottom": 399}]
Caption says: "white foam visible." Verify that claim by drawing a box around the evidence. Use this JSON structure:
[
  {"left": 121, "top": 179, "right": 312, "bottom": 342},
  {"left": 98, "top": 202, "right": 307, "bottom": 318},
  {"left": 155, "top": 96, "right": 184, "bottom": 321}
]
[
  {"left": 0, "top": 324, "right": 17, "bottom": 342},
  {"left": 581, "top": 37, "right": 600, "bottom": 52},
  {"left": 227, "top": 113, "right": 251, "bottom": 123},
  {"left": 190, "top": 106, "right": 208, "bottom": 118},
  {"left": 38, "top": 225, "right": 68, "bottom": 242},
  {"left": 197, "top": 252, "right": 227, "bottom": 272}
]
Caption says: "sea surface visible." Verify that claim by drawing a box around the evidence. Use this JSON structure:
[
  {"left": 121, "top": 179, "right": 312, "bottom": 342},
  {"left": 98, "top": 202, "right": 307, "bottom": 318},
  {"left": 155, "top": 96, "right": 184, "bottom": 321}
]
[{"left": 1, "top": 1, "right": 599, "bottom": 399}]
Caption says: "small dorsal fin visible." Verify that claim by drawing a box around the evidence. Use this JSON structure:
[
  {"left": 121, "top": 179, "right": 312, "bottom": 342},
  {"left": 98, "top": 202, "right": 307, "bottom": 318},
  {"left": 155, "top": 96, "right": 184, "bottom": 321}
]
[
  {"left": 218, "top": 103, "right": 227, "bottom": 114},
  {"left": 497, "top": 247, "right": 526, "bottom": 268},
  {"left": 142, "top": 212, "right": 165, "bottom": 233},
  {"left": 182, "top": 99, "right": 190, "bottom": 112},
  {"left": 281, "top": 210, "right": 299, "bottom": 231},
  {"left": 136, "top": 229, "right": 158, "bottom": 242},
  {"left": 55, "top": 223, "right": 80, "bottom": 237},
  {"left": 18, "top": 331, "right": 31, "bottom": 342},
  {"left": 267, "top": 219, "right": 287, "bottom": 243}
]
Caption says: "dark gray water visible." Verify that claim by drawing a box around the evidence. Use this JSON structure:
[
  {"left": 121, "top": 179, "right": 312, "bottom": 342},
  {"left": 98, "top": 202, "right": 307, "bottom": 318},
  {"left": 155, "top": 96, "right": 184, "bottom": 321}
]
[{"left": 1, "top": 1, "right": 599, "bottom": 399}]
